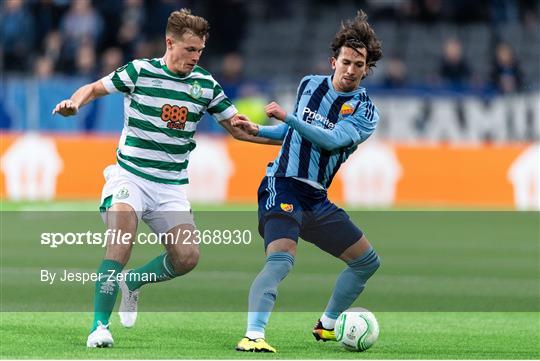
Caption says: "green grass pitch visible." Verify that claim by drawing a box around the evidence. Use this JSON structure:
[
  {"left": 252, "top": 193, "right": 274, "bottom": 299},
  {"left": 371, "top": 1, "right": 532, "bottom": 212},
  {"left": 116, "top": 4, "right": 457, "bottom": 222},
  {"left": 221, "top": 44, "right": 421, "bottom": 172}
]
[
  {"left": 1, "top": 312, "right": 538, "bottom": 359},
  {"left": 1, "top": 201, "right": 539, "bottom": 359}
]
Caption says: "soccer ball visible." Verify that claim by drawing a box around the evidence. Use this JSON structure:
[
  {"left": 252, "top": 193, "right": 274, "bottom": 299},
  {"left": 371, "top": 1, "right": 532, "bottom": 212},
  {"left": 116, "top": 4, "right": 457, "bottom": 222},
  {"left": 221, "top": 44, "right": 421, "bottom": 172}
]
[{"left": 335, "top": 307, "right": 379, "bottom": 352}]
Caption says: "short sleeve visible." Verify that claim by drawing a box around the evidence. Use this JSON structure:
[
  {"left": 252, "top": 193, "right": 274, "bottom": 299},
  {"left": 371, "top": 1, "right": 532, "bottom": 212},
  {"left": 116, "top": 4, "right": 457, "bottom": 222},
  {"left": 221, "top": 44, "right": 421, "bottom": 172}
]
[
  {"left": 101, "top": 61, "right": 140, "bottom": 94},
  {"left": 207, "top": 82, "right": 237, "bottom": 121}
]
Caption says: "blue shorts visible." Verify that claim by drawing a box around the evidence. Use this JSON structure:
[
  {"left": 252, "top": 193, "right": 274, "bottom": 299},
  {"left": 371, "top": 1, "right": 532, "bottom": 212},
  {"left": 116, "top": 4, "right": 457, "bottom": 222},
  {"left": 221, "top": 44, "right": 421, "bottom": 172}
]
[{"left": 257, "top": 176, "right": 363, "bottom": 257}]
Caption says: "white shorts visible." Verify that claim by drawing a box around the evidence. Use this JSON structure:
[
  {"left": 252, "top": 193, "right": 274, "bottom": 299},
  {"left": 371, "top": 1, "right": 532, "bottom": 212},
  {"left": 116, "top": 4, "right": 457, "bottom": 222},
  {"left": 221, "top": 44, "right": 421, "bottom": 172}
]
[{"left": 100, "top": 164, "right": 194, "bottom": 234}]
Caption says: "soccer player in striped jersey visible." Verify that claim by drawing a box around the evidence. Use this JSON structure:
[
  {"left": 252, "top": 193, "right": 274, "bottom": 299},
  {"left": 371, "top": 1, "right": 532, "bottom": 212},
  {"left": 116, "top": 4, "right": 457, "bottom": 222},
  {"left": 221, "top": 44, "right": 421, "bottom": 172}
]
[
  {"left": 52, "top": 9, "right": 272, "bottom": 348},
  {"left": 232, "top": 11, "right": 383, "bottom": 352}
]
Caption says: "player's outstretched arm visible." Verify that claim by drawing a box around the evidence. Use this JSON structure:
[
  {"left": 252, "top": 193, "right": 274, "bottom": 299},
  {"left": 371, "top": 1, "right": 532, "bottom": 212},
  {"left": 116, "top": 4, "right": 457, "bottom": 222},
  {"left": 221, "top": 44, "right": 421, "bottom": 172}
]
[
  {"left": 282, "top": 113, "right": 356, "bottom": 150},
  {"left": 220, "top": 114, "right": 283, "bottom": 145},
  {"left": 230, "top": 114, "right": 288, "bottom": 140},
  {"left": 265, "top": 101, "right": 360, "bottom": 151},
  {"left": 52, "top": 80, "right": 109, "bottom": 117}
]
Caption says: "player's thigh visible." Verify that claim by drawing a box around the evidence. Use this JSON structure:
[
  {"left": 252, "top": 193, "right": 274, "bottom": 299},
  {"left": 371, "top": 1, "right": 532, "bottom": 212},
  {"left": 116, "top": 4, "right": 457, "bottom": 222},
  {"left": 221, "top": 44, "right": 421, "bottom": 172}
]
[
  {"left": 257, "top": 176, "right": 302, "bottom": 254},
  {"left": 301, "top": 209, "right": 363, "bottom": 258},
  {"left": 99, "top": 166, "right": 143, "bottom": 263},
  {"left": 100, "top": 164, "right": 144, "bottom": 225},
  {"left": 144, "top": 185, "right": 198, "bottom": 270},
  {"left": 338, "top": 234, "right": 373, "bottom": 262},
  {"left": 143, "top": 183, "right": 194, "bottom": 236}
]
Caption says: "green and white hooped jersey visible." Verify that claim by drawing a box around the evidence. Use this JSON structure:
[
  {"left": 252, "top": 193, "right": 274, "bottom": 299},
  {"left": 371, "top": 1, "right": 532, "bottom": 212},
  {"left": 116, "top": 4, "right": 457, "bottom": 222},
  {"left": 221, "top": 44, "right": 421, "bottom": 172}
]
[{"left": 101, "top": 57, "right": 237, "bottom": 185}]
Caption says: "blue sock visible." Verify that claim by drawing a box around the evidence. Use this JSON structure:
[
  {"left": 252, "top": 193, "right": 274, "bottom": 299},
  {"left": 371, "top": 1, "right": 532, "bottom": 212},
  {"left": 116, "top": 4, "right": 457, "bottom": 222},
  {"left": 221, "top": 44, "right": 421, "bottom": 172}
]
[
  {"left": 323, "top": 247, "right": 380, "bottom": 322},
  {"left": 246, "top": 252, "right": 294, "bottom": 336}
]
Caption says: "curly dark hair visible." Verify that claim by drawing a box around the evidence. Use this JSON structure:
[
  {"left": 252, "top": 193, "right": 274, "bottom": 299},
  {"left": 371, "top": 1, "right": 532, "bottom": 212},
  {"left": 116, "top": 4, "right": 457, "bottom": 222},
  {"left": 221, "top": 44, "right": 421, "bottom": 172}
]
[{"left": 330, "top": 10, "right": 383, "bottom": 75}]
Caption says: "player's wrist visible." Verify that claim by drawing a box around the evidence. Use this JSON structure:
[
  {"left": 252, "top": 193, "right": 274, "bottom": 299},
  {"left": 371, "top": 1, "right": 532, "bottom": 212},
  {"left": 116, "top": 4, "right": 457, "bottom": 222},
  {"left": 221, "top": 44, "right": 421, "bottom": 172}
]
[
  {"left": 283, "top": 113, "right": 296, "bottom": 124},
  {"left": 70, "top": 99, "right": 80, "bottom": 110}
]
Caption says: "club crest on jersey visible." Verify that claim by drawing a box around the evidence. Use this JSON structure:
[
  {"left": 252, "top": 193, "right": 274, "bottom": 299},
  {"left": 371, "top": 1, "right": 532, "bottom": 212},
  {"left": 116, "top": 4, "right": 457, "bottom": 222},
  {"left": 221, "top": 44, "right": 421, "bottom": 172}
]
[
  {"left": 340, "top": 102, "right": 355, "bottom": 116},
  {"left": 115, "top": 187, "right": 129, "bottom": 200},
  {"left": 280, "top": 203, "right": 294, "bottom": 212},
  {"left": 189, "top": 81, "right": 203, "bottom": 99}
]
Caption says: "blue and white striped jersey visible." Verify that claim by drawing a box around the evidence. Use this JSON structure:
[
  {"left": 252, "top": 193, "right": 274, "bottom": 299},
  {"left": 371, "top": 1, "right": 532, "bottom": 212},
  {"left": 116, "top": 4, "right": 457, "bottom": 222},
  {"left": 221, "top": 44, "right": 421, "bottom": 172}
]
[{"left": 266, "top": 75, "right": 379, "bottom": 189}]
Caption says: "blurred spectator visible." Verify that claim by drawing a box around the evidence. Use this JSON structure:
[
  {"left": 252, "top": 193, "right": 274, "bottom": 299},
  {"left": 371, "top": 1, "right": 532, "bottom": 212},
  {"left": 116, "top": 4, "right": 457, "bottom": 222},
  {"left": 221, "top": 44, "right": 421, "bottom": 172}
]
[
  {"left": 30, "top": 0, "right": 67, "bottom": 37},
  {"left": 218, "top": 52, "right": 246, "bottom": 100},
  {"left": 216, "top": 52, "right": 271, "bottom": 125},
  {"left": 134, "top": 40, "right": 160, "bottom": 60},
  {"left": 93, "top": 0, "right": 123, "bottom": 50},
  {"left": 520, "top": 0, "right": 539, "bottom": 31},
  {"left": 491, "top": 42, "right": 523, "bottom": 93},
  {"left": 60, "top": 0, "right": 103, "bottom": 46},
  {"left": 59, "top": 0, "right": 103, "bottom": 71},
  {"left": 118, "top": 20, "right": 142, "bottom": 61},
  {"left": 75, "top": 43, "right": 97, "bottom": 77},
  {"left": 117, "top": 0, "right": 146, "bottom": 60},
  {"left": 490, "top": 0, "right": 520, "bottom": 25},
  {"left": 1, "top": 0, "right": 35, "bottom": 72},
  {"left": 382, "top": 57, "right": 408, "bottom": 89},
  {"left": 145, "top": 0, "right": 192, "bottom": 38},
  {"left": 43, "top": 31, "right": 63, "bottom": 66},
  {"left": 439, "top": 38, "right": 471, "bottom": 89},
  {"left": 100, "top": 47, "right": 124, "bottom": 77},
  {"left": 123, "top": 0, "right": 145, "bottom": 25},
  {"left": 34, "top": 55, "right": 55, "bottom": 79},
  {"left": 0, "top": 0, "right": 538, "bottom": 127}
]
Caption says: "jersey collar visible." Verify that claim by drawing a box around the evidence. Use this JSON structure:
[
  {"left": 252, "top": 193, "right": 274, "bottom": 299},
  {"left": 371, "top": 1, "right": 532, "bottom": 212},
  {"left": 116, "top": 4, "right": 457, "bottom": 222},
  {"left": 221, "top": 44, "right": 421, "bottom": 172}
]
[{"left": 160, "top": 57, "right": 193, "bottom": 79}]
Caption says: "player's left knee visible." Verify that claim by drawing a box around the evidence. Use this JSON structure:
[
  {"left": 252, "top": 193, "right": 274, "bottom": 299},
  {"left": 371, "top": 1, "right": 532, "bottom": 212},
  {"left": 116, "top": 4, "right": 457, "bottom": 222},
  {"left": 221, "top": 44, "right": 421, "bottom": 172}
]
[
  {"left": 348, "top": 248, "right": 380, "bottom": 279},
  {"left": 368, "top": 253, "right": 381, "bottom": 276}
]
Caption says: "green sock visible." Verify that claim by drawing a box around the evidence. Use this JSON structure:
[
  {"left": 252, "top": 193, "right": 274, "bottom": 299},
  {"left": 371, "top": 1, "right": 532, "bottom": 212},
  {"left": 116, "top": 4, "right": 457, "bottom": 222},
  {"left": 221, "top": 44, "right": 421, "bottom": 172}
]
[
  {"left": 125, "top": 252, "right": 178, "bottom": 291},
  {"left": 91, "top": 259, "right": 124, "bottom": 331}
]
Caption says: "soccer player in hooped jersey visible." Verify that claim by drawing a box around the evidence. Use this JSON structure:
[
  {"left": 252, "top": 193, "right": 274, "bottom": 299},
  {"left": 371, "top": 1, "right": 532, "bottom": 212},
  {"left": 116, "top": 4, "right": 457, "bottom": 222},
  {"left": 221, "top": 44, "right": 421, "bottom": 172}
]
[
  {"left": 52, "top": 9, "right": 270, "bottom": 348},
  {"left": 232, "top": 11, "right": 383, "bottom": 352}
]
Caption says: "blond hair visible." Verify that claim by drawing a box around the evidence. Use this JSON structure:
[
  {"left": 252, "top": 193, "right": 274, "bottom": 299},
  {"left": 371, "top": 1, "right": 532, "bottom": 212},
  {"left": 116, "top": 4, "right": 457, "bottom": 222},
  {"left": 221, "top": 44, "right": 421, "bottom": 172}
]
[{"left": 166, "top": 8, "right": 209, "bottom": 40}]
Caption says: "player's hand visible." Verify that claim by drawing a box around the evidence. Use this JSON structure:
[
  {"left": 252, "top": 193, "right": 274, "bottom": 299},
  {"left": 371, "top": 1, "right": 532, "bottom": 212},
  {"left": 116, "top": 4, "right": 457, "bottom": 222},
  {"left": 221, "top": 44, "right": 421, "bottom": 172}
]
[
  {"left": 265, "top": 102, "right": 286, "bottom": 122},
  {"left": 52, "top": 99, "right": 79, "bottom": 116},
  {"left": 231, "top": 114, "right": 259, "bottom": 136}
]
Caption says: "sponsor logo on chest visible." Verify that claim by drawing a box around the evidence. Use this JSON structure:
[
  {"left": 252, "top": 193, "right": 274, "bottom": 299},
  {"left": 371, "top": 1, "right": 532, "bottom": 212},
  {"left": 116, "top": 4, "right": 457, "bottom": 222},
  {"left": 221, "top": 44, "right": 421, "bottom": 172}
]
[{"left": 302, "top": 107, "right": 335, "bottom": 129}]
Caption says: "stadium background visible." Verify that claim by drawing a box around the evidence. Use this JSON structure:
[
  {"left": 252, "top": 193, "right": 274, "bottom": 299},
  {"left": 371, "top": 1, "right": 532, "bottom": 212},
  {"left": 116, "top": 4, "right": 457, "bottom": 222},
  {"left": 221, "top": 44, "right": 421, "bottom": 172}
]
[{"left": 1, "top": 0, "right": 539, "bottom": 209}]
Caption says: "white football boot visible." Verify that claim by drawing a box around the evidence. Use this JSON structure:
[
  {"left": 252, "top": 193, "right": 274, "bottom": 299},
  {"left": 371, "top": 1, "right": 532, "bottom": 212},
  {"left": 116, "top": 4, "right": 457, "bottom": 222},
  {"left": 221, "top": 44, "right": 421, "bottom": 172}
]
[
  {"left": 86, "top": 322, "right": 113, "bottom": 348},
  {"left": 118, "top": 270, "right": 140, "bottom": 327}
]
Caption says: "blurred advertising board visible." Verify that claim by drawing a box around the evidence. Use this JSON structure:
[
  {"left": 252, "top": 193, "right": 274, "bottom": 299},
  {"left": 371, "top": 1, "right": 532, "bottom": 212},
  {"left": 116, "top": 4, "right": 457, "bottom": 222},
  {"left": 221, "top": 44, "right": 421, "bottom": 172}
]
[{"left": 1, "top": 133, "right": 537, "bottom": 209}]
